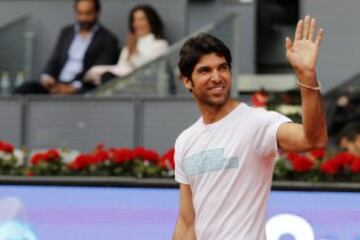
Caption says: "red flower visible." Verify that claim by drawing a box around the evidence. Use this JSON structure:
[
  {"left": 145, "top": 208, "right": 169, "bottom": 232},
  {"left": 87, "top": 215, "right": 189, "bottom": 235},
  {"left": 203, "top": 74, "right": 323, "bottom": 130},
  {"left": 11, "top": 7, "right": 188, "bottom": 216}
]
[
  {"left": 351, "top": 159, "right": 360, "bottom": 174},
  {"left": 93, "top": 149, "right": 109, "bottom": 163},
  {"left": 31, "top": 149, "right": 61, "bottom": 165},
  {"left": 110, "top": 148, "right": 134, "bottom": 164},
  {"left": 293, "top": 157, "right": 313, "bottom": 172},
  {"left": 337, "top": 152, "right": 357, "bottom": 166},
  {"left": 287, "top": 152, "right": 313, "bottom": 172},
  {"left": 287, "top": 152, "right": 300, "bottom": 162},
  {"left": 159, "top": 148, "right": 175, "bottom": 169},
  {"left": 46, "top": 149, "right": 60, "bottom": 160},
  {"left": 31, "top": 153, "right": 46, "bottom": 165},
  {"left": 0, "top": 141, "right": 14, "bottom": 153},
  {"left": 251, "top": 91, "right": 268, "bottom": 107},
  {"left": 320, "top": 160, "right": 340, "bottom": 175},
  {"left": 133, "top": 147, "right": 146, "bottom": 159},
  {"left": 310, "top": 149, "right": 325, "bottom": 159},
  {"left": 109, "top": 147, "right": 160, "bottom": 164},
  {"left": 69, "top": 154, "right": 95, "bottom": 170},
  {"left": 132, "top": 147, "right": 160, "bottom": 163},
  {"left": 319, "top": 152, "right": 359, "bottom": 176},
  {"left": 144, "top": 149, "right": 160, "bottom": 163}
]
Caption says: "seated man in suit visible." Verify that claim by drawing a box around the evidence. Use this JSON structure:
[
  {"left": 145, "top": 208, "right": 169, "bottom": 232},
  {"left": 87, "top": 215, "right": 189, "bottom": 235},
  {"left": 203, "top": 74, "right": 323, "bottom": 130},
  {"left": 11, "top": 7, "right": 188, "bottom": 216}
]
[{"left": 14, "top": 0, "right": 119, "bottom": 95}]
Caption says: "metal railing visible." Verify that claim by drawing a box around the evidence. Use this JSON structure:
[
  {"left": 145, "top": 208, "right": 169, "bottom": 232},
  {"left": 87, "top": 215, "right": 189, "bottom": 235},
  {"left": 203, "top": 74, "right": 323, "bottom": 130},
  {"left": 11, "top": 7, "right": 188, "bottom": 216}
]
[
  {"left": 1, "top": 176, "right": 360, "bottom": 191},
  {"left": 0, "top": 15, "right": 34, "bottom": 94},
  {"left": 90, "top": 13, "right": 239, "bottom": 97}
]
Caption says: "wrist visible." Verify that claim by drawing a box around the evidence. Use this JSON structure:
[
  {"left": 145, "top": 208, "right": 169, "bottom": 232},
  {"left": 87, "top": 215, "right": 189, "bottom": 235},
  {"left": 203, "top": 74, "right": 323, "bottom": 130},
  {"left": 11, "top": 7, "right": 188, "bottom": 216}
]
[{"left": 296, "top": 69, "right": 318, "bottom": 86}]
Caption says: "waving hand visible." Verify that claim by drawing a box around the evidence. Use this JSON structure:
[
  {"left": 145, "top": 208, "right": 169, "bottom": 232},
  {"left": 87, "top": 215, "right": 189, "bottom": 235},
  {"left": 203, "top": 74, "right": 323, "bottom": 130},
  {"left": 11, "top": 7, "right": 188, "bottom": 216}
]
[{"left": 285, "top": 16, "right": 324, "bottom": 74}]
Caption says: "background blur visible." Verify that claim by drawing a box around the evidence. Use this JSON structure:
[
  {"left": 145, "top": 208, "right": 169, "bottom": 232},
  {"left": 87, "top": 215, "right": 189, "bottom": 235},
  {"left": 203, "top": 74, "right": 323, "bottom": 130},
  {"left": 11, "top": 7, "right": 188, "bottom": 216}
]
[{"left": 0, "top": 0, "right": 359, "bottom": 239}]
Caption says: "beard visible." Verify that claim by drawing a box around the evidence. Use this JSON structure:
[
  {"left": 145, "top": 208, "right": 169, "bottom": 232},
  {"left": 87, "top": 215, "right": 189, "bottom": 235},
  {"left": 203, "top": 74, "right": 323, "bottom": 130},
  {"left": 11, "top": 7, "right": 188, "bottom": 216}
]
[
  {"left": 194, "top": 87, "right": 231, "bottom": 108},
  {"left": 79, "top": 21, "right": 96, "bottom": 31}
]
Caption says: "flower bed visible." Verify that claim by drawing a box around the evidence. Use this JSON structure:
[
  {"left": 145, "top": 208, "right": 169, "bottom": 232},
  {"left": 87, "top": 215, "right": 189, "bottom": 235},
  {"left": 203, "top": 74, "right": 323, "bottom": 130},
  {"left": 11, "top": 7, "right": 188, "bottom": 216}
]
[
  {"left": 274, "top": 149, "right": 360, "bottom": 182},
  {"left": 1, "top": 140, "right": 360, "bottom": 182},
  {"left": 0, "top": 141, "right": 175, "bottom": 178}
]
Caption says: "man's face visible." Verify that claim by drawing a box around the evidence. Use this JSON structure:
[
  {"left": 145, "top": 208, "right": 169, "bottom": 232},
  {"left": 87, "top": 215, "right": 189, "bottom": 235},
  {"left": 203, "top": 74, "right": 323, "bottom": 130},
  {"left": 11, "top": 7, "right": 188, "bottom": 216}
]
[
  {"left": 183, "top": 53, "right": 232, "bottom": 108},
  {"left": 75, "top": 0, "right": 98, "bottom": 31},
  {"left": 340, "top": 134, "right": 360, "bottom": 156}
]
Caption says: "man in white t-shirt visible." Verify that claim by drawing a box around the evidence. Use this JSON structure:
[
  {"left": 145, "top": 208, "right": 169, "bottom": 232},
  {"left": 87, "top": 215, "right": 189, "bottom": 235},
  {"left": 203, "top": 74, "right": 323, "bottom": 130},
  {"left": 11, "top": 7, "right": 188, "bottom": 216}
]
[{"left": 173, "top": 16, "right": 328, "bottom": 240}]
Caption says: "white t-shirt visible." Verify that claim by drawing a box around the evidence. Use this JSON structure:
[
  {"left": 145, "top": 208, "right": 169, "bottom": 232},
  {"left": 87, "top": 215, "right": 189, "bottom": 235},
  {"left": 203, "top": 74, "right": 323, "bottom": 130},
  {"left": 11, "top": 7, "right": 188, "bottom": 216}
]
[{"left": 175, "top": 103, "right": 291, "bottom": 240}]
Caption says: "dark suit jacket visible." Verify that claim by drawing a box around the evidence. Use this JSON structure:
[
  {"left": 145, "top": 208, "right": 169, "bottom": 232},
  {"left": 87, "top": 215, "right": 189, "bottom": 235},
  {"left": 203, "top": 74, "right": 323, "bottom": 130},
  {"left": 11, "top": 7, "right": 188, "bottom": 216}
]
[{"left": 43, "top": 23, "right": 120, "bottom": 91}]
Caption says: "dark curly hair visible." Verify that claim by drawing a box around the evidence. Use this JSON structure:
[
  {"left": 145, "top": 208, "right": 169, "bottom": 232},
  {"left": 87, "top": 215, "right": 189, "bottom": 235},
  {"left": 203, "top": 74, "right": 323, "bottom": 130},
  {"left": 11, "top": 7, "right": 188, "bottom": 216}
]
[
  {"left": 178, "top": 33, "right": 232, "bottom": 80},
  {"left": 129, "top": 4, "right": 165, "bottom": 39}
]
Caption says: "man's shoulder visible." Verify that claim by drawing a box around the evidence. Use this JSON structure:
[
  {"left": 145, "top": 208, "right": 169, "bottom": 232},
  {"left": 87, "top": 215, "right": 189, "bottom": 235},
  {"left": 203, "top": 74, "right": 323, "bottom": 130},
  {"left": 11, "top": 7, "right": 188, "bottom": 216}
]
[
  {"left": 96, "top": 25, "right": 118, "bottom": 40},
  {"left": 239, "top": 103, "right": 281, "bottom": 121},
  {"left": 59, "top": 24, "right": 75, "bottom": 34},
  {"left": 238, "top": 104, "right": 291, "bottom": 133}
]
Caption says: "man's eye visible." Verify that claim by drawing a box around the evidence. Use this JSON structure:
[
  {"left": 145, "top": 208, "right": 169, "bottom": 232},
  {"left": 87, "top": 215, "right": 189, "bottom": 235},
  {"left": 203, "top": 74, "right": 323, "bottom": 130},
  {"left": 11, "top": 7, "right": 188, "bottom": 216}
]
[
  {"left": 199, "top": 69, "right": 209, "bottom": 74},
  {"left": 219, "top": 65, "right": 228, "bottom": 71}
]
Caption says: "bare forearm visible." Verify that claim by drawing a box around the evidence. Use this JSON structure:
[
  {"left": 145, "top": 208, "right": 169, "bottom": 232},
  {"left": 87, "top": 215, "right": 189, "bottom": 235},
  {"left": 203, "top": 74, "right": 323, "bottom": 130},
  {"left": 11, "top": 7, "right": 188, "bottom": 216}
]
[
  {"left": 279, "top": 16, "right": 327, "bottom": 152},
  {"left": 297, "top": 70, "right": 328, "bottom": 148},
  {"left": 173, "top": 221, "right": 196, "bottom": 240}
]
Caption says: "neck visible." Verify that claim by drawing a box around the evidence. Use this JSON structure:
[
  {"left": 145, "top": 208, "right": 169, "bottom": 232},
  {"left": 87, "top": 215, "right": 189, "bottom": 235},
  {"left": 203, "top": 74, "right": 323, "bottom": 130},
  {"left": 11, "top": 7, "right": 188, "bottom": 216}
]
[
  {"left": 79, "top": 30, "right": 91, "bottom": 37},
  {"left": 138, "top": 32, "right": 152, "bottom": 39},
  {"left": 78, "top": 23, "right": 97, "bottom": 36},
  {"left": 198, "top": 99, "right": 239, "bottom": 124}
]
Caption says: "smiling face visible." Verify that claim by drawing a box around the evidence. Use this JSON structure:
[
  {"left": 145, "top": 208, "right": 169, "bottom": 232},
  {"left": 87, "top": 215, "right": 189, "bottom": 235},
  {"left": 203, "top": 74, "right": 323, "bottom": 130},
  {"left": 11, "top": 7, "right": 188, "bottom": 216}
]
[
  {"left": 183, "top": 53, "right": 232, "bottom": 108},
  {"left": 132, "top": 9, "right": 151, "bottom": 37}
]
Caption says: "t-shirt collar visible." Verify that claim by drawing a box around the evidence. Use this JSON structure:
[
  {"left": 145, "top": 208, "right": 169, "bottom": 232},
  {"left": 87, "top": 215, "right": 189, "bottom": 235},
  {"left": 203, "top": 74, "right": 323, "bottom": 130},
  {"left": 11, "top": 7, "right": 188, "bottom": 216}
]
[{"left": 199, "top": 102, "right": 245, "bottom": 129}]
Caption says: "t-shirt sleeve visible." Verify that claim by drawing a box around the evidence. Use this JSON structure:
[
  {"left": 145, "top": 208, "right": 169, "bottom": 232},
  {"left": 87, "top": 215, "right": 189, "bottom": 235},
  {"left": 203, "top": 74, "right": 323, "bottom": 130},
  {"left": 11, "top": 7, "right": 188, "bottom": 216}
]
[
  {"left": 174, "top": 137, "right": 189, "bottom": 184},
  {"left": 256, "top": 110, "right": 292, "bottom": 159}
]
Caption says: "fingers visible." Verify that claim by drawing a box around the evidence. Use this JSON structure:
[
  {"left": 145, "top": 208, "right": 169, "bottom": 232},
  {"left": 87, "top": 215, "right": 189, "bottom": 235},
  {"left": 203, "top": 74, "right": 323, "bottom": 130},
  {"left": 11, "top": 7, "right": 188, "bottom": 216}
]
[
  {"left": 308, "top": 18, "right": 316, "bottom": 41},
  {"left": 296, "top": 15, "right": 324, "bottom": 45},
  {"left": 285, "top": 37, "right": 293, "bottom": 51},
  {"left": 302, "top": 16, "right": 311, "bottom": 39},
  {"left": 315, "top": 28, "right": 324, "bottom": 46},
  {"left": 294, "top": 20, "right": 303, "bottom": 40}
]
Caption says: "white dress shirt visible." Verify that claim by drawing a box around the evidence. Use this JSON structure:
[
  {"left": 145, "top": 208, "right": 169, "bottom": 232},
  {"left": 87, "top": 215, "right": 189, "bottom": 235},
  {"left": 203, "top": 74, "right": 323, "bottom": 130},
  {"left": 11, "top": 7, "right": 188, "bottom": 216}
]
[
  {"left": 41, "top": 24, "right": 98, "bottom": 89},
  {"left": 85, "top": 33, "right": 169, "bottom": 84}
]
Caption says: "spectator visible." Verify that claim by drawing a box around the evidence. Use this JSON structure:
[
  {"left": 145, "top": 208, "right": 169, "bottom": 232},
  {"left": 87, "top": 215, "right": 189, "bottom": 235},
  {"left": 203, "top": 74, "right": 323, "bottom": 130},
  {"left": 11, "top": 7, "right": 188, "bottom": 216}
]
[
  {"left": 337, "top": 122, "right": 360, "bottom": 156},
  {"left": 14, "top": 0, "right": 119, "bottom": 95},
  {"left": 85, "top": 4, "right": 169, "bottom": 85}
]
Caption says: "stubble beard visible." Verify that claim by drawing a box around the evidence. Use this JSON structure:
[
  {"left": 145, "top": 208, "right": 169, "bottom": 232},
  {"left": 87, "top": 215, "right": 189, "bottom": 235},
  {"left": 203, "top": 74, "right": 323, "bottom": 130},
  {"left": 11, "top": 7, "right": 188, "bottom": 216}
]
[
  {"left": 79, "top": 20, "right": 97, "bottom": 31},
  {"left": 195, "top": 87, "right": 231, "bottom": 108}
]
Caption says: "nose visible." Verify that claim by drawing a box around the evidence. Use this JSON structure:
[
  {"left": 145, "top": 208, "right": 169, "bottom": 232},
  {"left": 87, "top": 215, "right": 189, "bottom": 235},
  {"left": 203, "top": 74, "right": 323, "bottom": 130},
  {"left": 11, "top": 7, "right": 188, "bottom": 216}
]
[{"left": 210, "top": 70, "right": 221, "bottom": 83}]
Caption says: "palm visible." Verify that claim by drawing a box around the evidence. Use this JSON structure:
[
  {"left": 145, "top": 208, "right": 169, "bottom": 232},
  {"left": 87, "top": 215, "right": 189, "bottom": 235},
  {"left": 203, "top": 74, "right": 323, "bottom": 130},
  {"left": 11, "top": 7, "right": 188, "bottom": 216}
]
[{"left": 285, "top": 16, "right": 324, "bottom": 72}]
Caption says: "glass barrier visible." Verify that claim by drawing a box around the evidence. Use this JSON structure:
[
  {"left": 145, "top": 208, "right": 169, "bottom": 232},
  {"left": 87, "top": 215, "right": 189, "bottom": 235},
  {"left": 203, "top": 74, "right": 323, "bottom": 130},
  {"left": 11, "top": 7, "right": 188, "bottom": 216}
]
[
  {"left": 325, "top": 73, "right": 360, "bottom": 136},
  {"left": 0, "top": 16, "right": 33, "bottom": 95},
  {"left": 90, "top": 13, "right": 239, "bottom": 97}
]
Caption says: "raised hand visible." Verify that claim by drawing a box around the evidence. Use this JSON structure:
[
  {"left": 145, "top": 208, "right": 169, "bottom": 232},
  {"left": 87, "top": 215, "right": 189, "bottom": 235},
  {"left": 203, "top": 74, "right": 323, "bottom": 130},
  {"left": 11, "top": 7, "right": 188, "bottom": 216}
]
[
  {"left": 127, "top": 33, "right": 138, "bottom": 59},
  {"left": 285, "top": 16, "right": 324, "bottom": 74}
]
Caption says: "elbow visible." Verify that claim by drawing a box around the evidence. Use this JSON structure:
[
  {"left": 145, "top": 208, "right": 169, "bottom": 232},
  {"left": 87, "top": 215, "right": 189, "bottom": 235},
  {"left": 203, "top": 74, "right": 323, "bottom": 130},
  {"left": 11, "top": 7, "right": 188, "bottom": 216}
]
[
  {"left": 314, "top": 136, "right": 328, "bottom": 149},
  {"left": 306, "top": 133, "right": 328, "bottom": 150},
  {"left": 317, "top": 130, "right": 329, "bottom": 149}
]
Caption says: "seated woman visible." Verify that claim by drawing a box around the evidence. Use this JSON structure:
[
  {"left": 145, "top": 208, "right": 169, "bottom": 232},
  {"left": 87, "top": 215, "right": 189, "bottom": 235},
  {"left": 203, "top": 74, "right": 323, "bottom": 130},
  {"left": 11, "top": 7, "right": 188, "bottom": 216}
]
[{"left": 85, "top": 4, "right": 169, "bottom": 85}]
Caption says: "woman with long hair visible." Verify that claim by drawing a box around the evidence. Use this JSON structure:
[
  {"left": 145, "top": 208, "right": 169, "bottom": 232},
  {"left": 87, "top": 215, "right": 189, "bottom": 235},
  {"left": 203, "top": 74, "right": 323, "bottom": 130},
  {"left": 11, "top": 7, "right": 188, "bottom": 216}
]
[{"left": 85, "top": 4, "right": 169, "bottom": 85}]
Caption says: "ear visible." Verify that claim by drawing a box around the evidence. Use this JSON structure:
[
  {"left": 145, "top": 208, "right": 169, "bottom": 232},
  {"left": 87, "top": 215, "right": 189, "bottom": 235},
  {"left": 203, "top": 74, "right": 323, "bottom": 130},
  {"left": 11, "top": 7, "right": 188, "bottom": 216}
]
[{"left": 182, "top": 76, "right": 193, "bottom": 91}]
